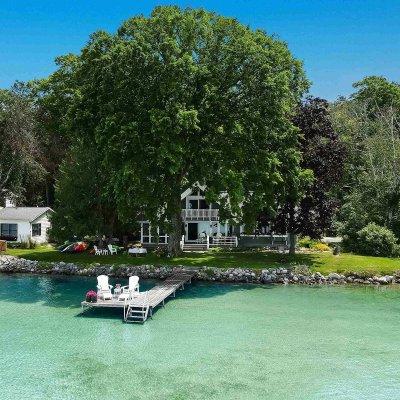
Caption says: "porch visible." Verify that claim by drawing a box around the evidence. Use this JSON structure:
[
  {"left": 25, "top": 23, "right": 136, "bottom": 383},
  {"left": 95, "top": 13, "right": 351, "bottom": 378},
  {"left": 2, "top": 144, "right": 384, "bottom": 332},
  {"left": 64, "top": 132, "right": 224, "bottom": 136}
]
[{"left": 140, "top": 220, "right": 241, "bottom": 248}]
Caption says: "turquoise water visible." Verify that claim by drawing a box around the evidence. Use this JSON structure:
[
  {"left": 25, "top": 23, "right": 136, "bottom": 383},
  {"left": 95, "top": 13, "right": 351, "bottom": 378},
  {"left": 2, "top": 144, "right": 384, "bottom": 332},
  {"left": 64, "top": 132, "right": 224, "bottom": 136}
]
[{"left": 1, "top": 275, "right": 400, "bottom": 399}]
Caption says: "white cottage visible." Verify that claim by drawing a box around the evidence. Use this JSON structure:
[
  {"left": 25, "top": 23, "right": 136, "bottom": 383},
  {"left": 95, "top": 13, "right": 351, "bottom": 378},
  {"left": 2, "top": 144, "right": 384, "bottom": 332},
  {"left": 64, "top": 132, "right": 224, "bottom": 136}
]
[
  {"left": 139, "top": 187, "right": 243, "bottom": 249},
  {"left": 0, "top": 206, "right": 53, "bottom": 243}
]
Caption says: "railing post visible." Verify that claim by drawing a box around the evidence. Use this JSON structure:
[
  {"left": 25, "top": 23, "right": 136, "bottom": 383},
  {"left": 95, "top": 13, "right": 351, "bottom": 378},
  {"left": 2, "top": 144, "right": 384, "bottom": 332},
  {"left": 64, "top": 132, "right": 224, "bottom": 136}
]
[
  {"left": 235, "top": 236, "right": 238, "bottom": 247},
  {"left": 180, "top": 235, "right": 185, "bottom": 250},
  {"left": 206, "top": 235, "right": 209, "bottom": 250}
]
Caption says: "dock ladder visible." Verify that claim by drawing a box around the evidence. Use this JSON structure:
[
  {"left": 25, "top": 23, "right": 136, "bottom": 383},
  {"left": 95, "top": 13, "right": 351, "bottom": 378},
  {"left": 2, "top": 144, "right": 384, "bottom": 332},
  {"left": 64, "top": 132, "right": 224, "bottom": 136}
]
[{"left": 124, "top": 291, "right": 149, "bottom": 323}]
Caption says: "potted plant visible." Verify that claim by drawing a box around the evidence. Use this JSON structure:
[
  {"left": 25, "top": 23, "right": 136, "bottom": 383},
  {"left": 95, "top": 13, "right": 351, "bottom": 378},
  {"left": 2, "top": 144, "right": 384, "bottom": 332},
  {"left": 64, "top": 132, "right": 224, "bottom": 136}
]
[{"left": 85, "top": 290, "right": 97, "bottom": 303}]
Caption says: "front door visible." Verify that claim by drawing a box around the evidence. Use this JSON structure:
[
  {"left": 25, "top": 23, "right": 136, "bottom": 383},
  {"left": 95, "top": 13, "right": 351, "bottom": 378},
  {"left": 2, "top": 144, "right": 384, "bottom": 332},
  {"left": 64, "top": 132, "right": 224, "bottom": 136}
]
[{"left": 187, "top": 223, "right": 198, "bottom": 241}]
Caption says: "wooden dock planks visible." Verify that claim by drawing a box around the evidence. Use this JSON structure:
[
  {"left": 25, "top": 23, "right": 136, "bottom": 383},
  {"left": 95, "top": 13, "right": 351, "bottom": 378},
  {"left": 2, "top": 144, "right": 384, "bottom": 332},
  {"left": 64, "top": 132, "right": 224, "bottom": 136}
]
[{"left": 81, "top": 272, "right": 195, "bottom": 322}]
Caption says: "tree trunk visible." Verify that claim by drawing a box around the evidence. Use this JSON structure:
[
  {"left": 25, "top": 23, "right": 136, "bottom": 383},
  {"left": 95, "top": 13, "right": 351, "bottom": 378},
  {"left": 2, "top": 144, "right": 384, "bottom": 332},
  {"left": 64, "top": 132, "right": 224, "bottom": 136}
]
[
  {"left": 288, "top": 202, "right": 296, "bottom": 255},
  {"left": 288, "top": 232, "right": 296, "bottom": 255},
  {"left": 168, "top": 201, "right": 183, "bottom": 257}
]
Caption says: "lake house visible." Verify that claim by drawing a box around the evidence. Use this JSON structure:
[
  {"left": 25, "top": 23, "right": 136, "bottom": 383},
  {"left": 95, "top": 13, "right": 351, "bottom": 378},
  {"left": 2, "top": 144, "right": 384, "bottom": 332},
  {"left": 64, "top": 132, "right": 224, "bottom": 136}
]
[
  {"left": 0, "top": 201, "right": 53, "bottom": 243},
  {"left": 139, "top": 187, "right": 243, "bottom": 249}
]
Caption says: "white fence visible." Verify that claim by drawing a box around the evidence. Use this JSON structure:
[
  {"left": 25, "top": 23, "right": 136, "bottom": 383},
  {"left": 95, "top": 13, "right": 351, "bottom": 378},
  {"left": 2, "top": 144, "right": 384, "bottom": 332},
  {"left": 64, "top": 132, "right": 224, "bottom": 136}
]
[
  {"left": 181, "top": 209, "right": 219, "bottom": 220},
  {"left": 210, "top": 236, "right": 238, "bottom": 248}
]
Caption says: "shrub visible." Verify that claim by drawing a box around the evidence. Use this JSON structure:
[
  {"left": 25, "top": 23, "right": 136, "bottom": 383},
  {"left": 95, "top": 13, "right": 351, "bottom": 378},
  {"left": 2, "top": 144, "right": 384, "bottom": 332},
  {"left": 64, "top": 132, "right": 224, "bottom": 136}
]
[
  {"left": 332, "top": 245, "right": 341, "bottom": 255},
  {"left": 20, "top": 238, "right": 37, "bottom": 249},
  {"left": 356, "top": 223, "right": 397, "bottom": 257},
  {"left": 7, "top": 241, "right": 22, "bottom": 249},
  {"left": 153, "top": 245, "right": 169, "bottom": 257},
  {"left": 291, "top": 264, "right": 311, "bottom": 275},
  {"left": 297, "top": 236, "right": 317, "bottom": 248},
  {"left": 311, "top": 242, "right": 331, "bottom": 252}
]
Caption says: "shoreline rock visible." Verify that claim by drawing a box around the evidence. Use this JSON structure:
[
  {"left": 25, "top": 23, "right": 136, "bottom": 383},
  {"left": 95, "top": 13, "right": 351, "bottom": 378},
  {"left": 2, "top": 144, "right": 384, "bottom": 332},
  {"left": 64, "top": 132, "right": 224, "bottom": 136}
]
[{"left": 0, "top": 255, "right": 399, "bottom": 286}]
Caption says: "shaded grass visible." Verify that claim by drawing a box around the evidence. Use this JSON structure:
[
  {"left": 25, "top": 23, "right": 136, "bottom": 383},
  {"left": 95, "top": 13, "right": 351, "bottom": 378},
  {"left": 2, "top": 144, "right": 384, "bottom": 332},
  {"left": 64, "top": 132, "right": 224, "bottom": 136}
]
[{"left": 4, "top": 245, "right": 400, "bottom": 275}]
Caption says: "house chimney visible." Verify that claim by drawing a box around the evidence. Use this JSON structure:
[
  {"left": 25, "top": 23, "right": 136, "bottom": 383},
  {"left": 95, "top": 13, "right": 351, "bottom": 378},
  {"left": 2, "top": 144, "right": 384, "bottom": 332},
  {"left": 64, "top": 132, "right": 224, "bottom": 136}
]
[{"left": 5, "top": 198, "right": 16, "bottom": 208}]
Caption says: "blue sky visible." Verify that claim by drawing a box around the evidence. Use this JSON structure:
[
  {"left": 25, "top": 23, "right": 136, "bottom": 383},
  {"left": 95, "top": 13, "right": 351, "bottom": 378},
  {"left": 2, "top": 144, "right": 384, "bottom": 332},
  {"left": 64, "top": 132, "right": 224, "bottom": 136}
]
[{"left": 1, "top": 0, "right": 399, "bottom": 100}]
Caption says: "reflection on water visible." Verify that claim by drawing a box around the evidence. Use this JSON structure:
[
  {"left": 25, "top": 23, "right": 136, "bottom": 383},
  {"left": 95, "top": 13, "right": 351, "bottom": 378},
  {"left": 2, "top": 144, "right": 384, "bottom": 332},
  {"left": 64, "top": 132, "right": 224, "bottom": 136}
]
[{"left": 1, "top": 274, "right": 400, "bottom": 400}]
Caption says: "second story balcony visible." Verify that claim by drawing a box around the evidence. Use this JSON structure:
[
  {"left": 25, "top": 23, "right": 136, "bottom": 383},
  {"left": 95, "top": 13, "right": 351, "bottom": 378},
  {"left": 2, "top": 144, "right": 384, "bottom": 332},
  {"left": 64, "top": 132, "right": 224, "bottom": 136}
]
[{"left": 182, "top": 208, "right": 219, "bottom": 221}]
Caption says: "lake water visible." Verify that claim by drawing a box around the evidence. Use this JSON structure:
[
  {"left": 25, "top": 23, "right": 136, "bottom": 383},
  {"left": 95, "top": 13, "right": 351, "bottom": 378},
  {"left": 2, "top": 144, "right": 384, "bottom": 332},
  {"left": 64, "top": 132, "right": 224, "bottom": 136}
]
[{"left": 1, "top": 274, "right": 400, "bottom": 399}]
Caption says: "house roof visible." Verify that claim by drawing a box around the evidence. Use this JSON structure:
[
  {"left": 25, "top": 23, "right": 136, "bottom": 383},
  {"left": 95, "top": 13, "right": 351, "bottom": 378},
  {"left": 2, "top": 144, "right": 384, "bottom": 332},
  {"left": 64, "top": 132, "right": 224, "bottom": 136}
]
[
  {"left": 181, "top": 184, "right": 207, "bottom": 200},
  {"left": 0, "top": 207, "right": 53, "bottom": 223}
]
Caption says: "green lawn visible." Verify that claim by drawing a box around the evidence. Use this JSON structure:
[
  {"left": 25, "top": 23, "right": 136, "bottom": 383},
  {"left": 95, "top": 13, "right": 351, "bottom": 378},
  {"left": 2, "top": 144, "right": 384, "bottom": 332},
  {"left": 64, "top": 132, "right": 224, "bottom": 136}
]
[{"left": 4, "top": 246, "right": 400, "bottom": 275}]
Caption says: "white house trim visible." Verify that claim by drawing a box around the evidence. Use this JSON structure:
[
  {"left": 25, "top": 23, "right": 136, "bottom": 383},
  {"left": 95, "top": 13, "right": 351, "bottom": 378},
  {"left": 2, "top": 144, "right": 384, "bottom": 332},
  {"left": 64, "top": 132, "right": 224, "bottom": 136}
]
[{"left": 139, "top": 186, "right": 241, "bottom": 247}]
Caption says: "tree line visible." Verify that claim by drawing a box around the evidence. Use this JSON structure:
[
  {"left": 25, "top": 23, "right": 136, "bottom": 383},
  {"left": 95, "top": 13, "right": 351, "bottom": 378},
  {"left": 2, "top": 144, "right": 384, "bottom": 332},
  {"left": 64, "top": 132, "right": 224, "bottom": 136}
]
[{"left": 1, "top": 6, "right": 399, "bottom": 256}]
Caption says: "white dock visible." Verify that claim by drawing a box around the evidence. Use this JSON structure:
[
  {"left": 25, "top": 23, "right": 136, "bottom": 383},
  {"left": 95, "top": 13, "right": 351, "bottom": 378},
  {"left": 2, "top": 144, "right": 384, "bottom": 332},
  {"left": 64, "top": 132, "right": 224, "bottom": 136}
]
[{"left": 81, "top": 272, "right": 195, "bottom": 323}]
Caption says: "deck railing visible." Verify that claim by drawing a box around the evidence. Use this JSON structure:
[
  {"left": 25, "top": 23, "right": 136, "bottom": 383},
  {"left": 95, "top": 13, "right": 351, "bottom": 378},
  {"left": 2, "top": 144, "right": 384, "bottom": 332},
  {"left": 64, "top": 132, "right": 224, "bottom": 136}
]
[
  {"left": 210, "top": 236, "right": 238, "bottom": 247},
  {"left": 181, "top": 209, "right": 219, "bottom": 220}
]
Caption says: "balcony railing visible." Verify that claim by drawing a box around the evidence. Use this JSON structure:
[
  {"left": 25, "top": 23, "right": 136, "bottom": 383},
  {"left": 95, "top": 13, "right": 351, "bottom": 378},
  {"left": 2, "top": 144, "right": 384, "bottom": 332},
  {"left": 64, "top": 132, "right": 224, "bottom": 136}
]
[{"left": 182, "top": 209, "right": 219, "bottom": 220}]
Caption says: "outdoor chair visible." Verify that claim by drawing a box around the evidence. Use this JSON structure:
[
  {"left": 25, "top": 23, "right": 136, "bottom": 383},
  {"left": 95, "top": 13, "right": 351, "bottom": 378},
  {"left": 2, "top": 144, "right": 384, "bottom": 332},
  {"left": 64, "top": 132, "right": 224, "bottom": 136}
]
[
  {"left": 108, "top": 244, "right": 118, "bottom": 255},
  {"left": 118, "top": 276, "right": 140, "bottom": 301},
  {"left": 93, "top": 245, "right": 102, "bottom": 256},
  {"left": 96, "top": 275, "right": 113, "bottom": 300}
]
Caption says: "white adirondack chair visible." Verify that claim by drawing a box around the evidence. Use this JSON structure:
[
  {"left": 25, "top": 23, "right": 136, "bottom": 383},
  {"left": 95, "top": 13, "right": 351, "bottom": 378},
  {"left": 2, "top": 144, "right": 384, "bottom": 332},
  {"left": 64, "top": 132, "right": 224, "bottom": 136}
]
[
  {"left": 97, "top": 275, "right": 113, "bottom": 300},
  {"left": 118, "top": 276, "right": 140, "bottom": 301},
  {"left": 93, "top": 245, "right": 102, "bottom": 256},
  {"left": 108, "top": 244, "right": 117, "bottom": 255}
]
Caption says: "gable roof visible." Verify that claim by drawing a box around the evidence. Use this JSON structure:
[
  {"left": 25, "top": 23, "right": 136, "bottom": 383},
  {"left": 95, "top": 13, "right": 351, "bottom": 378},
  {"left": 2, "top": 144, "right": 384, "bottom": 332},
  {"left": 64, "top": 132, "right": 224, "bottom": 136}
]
[
  {"left": 181, "top": 184, "right": 207, "bottom": 200},
  {"left": 0, "top": 207, "right": 53, "bottom": 223}
]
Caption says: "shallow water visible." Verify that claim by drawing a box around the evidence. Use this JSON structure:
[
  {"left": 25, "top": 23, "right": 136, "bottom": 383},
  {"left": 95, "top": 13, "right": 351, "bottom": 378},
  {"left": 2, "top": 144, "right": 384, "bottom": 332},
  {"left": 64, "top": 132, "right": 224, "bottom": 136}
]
[{"left": 1, "top": 274, "right": 400, "bottom": 399}]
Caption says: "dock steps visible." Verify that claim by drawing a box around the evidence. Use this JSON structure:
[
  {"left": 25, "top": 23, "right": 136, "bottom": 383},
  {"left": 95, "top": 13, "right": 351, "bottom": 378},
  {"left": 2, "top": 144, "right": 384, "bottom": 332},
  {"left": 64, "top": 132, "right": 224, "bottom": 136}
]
[
  {"left": 81, "top": 271, "right": 195, "bottom": 323},
  {"left": 182, "top": 243, "right": 208, "bottom": 251}
]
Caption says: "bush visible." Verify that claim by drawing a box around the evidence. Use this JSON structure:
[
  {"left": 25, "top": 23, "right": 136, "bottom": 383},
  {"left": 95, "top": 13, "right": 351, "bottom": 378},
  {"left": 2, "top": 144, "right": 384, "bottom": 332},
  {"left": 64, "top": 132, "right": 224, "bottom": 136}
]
[
  {"left": 291, "top": 264, "right": 311, "bottom": 275},
  {"left": 20, "top": 238, "right": 37, "bottom": 249},
  {"left": 7, "top": 241, "right": 22, "bottom": 249},
  {"left": 356, "top": 223, "right": 397, "bottom": 257},
  {"left": 332, "top": 245, "right": 341, "bottom": 255},
  {"left": 297, "top": 236, "right": 317, "bottom": 248},
  {"left": 153, "top": 245, "right": 169, "bottom": 257},
  {"left": 311, "top": 242, "right": 331, "bottom": 252}
]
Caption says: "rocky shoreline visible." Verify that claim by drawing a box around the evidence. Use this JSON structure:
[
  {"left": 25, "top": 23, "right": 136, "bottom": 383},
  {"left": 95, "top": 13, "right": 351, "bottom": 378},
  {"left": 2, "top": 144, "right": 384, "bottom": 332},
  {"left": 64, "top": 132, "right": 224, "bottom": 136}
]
[{"left": 1, "top": 255, "right": 399, "bottom": 285}]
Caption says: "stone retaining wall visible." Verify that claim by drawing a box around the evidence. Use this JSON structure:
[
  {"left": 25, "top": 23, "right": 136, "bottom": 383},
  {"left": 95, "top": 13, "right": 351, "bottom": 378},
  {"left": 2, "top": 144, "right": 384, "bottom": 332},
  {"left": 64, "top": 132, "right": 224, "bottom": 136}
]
[{"left": 0, "top": 255, "right": 399, "bottom": 285}]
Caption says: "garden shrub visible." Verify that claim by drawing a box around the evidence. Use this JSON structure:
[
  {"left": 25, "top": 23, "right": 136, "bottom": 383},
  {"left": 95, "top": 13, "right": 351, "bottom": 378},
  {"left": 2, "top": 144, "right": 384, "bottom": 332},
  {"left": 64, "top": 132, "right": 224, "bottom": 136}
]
[
  {"left": 291, "top": 264, "right": 311, "bottom": 275},
  {"left": 356, "top": 223, "right": 397, "bottom": 257},
  {"left": 311, "top": 242, "right": 331, "bottom": 252},
  {"left": 20, "top": 238, "right": 37, "bottom": 249},
  {"left": 332, "top": 245, "right": 341, "bottom": 255},
  {"left": 297, "top": 236, "right": 317, "bottom": 248}
]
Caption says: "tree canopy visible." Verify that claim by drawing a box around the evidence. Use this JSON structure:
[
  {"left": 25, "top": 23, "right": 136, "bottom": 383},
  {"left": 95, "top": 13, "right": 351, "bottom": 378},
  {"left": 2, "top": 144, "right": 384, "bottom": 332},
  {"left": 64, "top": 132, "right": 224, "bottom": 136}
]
[
  {"left": 332, "top": 76, "right": 400, "bottom": 251},
  {"left": 271, "top": 97, "right": 345, "bottom": 240},
  {"left": 0, "top": 83, "right": 44, "bottom": 202},
  {"left": 47, "top": 6, "right": 308, "bottom": 253}
]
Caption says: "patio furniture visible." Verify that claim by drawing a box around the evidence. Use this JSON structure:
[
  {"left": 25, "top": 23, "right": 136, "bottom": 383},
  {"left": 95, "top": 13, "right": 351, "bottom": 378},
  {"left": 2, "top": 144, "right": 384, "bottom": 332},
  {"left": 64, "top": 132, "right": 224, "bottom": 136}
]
[
  {"left": 113, "top": 284, "right": 122, "bottom": 298},
  {"left": 97, "top": 275, "right": 113, "bottom": 300},
  {"left": 94, "top": 245, "right": 109, "bottom": 255},
  {"left": 118, "top": 276, "right": 139, "bottom": 301},
  {"left": 93, "top": 245, "right": 102, "bottom": 255},
  {"left": 108, "top": 244, "right": 117, "bottom": 255},
  {"left": 128, "top": 247, "right": 147, "bottom": 256}
]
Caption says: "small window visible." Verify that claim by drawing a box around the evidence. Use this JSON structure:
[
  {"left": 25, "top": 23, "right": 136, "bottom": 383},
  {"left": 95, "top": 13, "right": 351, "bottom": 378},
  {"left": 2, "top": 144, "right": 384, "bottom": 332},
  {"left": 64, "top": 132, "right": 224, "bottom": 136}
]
[
  {"left": 142, "top": 223, "right": 150, "bottom": 235},
  {"left": 199, "top": 199, "right": 208, "bottom": 209},
  {"left": 189, "top": 199, "right": 198, "bottom": 209},
  {"left": 0, "top": 223, "right": 18, "bottom": 239},
  {"left": 32, "top": 223, "right": 41, "bottom": 237}
]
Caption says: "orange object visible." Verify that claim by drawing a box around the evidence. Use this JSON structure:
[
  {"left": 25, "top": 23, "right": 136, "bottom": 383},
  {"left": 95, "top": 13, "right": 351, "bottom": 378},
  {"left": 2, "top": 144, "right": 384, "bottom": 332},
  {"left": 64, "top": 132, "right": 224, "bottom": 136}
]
[{"left": 0, "top": 240, "right": 6, "bottom": 252}]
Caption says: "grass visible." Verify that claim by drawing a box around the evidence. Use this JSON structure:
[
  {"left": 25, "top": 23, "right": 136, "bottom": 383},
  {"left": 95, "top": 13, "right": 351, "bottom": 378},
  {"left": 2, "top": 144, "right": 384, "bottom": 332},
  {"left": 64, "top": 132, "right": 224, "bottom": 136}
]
[{"left": 4, "top": 245, "right": 400, "bottom": 275}]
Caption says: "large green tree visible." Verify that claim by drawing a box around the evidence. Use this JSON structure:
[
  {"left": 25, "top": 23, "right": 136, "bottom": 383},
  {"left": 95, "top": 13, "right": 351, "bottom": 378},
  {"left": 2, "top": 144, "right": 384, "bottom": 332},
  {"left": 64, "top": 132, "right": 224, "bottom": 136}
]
[
  {"left": 271, "top": 97, "right": 345, "bottom": 241},
  {"left": 0, "top": 83, "right": 44, "bottom": 202},
  {"left": 352, "top": 76, "right": 400, "bottom": 113},
  {"left": 50, "top": 140, "right": 132, "bottom": 242},
  {"left": 51, "top": 6, "right": 308, "bottom": 254},
  {"left": 332, "top": 76, "right": 400, "bottom": 249}
]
